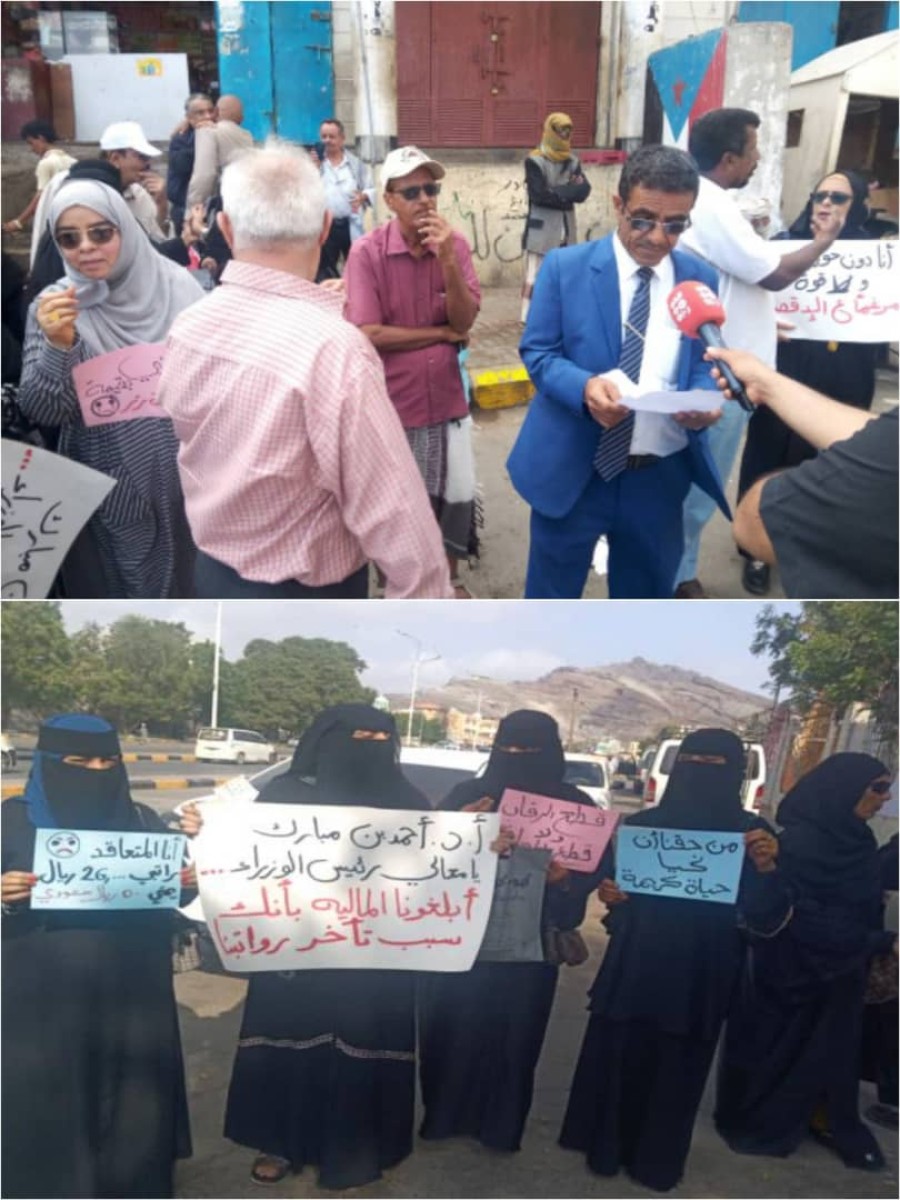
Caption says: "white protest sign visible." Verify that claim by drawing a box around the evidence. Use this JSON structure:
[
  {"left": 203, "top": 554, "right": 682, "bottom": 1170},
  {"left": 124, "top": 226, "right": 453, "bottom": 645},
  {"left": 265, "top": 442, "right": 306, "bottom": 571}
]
[
  {"left": 774, "top": 240, "right": 898, "bottom": 342},
  {"left": 194, "top": 802, "right": 500, "bottom": 972},
  {"left": 1, "top": 440, "right": 115, "bottom": 598}
]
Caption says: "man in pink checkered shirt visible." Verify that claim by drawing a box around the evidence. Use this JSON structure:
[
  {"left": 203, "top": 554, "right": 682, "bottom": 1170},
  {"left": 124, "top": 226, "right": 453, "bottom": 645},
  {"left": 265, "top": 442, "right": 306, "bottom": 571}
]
[{"left": 158, "top": 140, "right": 453, "bottom": 599}]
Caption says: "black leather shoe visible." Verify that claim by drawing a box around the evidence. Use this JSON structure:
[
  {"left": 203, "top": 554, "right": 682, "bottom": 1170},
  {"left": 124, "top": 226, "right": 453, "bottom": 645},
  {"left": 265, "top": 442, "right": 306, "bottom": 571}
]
[{"left": 742, "top": 559, "right": 770, "bottom": 595}]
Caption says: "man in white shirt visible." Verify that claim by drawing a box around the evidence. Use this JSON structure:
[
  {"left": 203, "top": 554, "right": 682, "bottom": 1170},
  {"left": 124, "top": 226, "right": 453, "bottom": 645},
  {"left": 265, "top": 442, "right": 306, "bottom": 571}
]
[
  {"left": 99, "top": 121, "right": 170, "bottom": 241},
  {"left": 507, "top": 146, "right": 729, "bottom": 599},
  {"left": 674, "top": 108, "right": 845, "bottom": 598},
  {"left": 316, "top": 117, "right": 375, "bottom": 280}
]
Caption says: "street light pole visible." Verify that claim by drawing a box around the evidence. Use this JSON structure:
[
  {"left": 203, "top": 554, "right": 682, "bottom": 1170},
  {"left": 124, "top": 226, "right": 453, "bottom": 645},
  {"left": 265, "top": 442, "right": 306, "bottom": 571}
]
[
  {"left": 211, "top": 601, "right": 222, "bottom": 728},
  {"left": 397, "top": 631, "right": 440, "bottom": 747}
]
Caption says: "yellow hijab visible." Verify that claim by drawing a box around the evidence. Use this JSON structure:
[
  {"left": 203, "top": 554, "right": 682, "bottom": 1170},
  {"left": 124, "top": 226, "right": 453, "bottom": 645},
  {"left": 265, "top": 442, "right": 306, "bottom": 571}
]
[{"left": 533, "top": 112, "right": 573, "bottom": 163}]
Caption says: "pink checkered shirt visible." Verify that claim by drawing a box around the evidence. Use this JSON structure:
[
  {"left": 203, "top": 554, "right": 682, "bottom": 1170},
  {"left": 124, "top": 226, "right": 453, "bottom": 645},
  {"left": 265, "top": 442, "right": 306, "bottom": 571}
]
[{"left": 157, "top": 261, "right": 452, "bottom": 598}]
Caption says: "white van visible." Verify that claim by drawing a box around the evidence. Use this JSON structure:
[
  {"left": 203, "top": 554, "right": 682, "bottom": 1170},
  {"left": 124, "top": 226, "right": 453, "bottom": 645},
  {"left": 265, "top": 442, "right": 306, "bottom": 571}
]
[
  {"left": 473, "top": 752, "right": 611, "bottom": 809},
  {"left": 643, "top": 738, "right": 766, "bottom": 812},
  {"left": 194, "top": 727, "right": 276, "bottom": 765}
]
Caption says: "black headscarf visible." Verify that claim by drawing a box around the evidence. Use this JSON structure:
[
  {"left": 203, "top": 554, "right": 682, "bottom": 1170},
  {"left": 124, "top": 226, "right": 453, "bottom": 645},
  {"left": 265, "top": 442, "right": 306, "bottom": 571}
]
[
  {"left": 257, "top": 704, "right": 428, "bottom": 811},
  {"left": 776, "top": 752, "right": 888, "bottom": 906},
  {"left": 626, "top": 728, "right": 750, "bottom": 833},
  {"left": 787, "top": 169, "right": 872, "bottom": 240},
  {"left": 22, "top": 713, "right": 134, "bottom": 831}
]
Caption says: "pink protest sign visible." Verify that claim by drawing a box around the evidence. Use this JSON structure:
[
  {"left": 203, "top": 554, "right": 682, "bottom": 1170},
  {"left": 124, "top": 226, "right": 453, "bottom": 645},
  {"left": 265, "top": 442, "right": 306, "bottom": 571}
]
[
  {"left": 499, "top": 789, "right": 619, "bottom": 873},
  {"left": 73, "top": 343, "right": 168, "bottom": 428}
]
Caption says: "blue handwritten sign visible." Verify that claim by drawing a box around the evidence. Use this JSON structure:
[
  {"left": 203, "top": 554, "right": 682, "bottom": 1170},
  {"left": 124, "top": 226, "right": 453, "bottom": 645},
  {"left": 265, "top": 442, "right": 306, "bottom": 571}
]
[
  {"left": 615, "top": 826, "right": 746, "bottom": 906},
  {"left": 32, "top": 828, "right": 186, "bottom": 910}
]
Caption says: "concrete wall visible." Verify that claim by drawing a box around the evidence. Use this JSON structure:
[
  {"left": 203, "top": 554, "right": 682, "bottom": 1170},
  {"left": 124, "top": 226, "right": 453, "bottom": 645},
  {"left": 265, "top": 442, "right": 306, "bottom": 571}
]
[
  {"left": 331, "top": 0, "right": 356, "bottom": 137},
  {"left": 781, "top": 75, "right": 846, "bottom": 221}
]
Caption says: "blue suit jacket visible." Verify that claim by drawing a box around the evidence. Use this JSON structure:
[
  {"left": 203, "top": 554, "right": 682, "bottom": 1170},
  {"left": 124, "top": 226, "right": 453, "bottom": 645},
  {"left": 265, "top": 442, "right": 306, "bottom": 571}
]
[{"left": 508, "top": 235, "right": 730, "bottom": 521}]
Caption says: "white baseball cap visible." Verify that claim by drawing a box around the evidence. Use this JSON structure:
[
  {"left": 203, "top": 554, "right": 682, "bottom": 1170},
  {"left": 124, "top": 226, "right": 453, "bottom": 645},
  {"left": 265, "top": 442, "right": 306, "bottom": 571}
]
[
  {"left": 381, "top": 145, "right": 445, "bottom": 188},
  {"left": 99, "top": 121, "right": 161, "bottom": 157}
]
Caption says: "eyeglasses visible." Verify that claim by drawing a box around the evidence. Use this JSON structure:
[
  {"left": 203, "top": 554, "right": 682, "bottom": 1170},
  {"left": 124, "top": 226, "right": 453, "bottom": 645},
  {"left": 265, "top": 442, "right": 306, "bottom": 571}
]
[
  {"left": 56, "top": 224, "right": 119, "bottom": 250},
  {"left": 623, "top": 208, "right": 691, "bottom": 236},
  {"left": 810, "top": 190, "right": 852, "bottom": 205},
  {"left": 869, "top": 780, "right": 893, "bottom": 795},
  {"left": 390, "top": 182, "right": 442, "bottom": 201}
]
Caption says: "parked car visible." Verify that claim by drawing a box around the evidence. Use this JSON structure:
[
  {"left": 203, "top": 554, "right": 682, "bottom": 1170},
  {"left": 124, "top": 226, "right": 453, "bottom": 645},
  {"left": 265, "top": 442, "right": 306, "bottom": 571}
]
[
  {"left": 194, "top": 727, "right": 276, "bottom": 766},
  {"left": 636, "top": 745, "right": 657, "bottom": 796},
  {"left": 1, "top": 734, "right": 17, "bottom": 770},
  {"left": 643, "top": 737, "right": 766, "bottom": 812},
  {"left": 473, "top": 751, "right": 611, "bottom": 810}
]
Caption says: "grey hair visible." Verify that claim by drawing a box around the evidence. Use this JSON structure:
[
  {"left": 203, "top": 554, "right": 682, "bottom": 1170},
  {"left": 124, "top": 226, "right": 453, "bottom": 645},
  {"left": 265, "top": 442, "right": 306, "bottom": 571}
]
[
  {"left": 185, "top": 92, "right": 213, "bottom": 112},
  {"left": 220, "top": 138, "right": 326, "bottom": 249}
]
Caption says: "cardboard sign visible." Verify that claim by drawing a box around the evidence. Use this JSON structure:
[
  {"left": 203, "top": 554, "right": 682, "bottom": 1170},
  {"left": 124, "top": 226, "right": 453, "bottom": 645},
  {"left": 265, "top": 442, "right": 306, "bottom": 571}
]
[
  {"left": 499, "top": 789, "right": 619, "bottom": 872},
  {"left": 774, "top": 240, "right": 898, "bottom": 342},
  {"left": 32, "top": 828, "right": 186, "bottom": 910},
  {"left": 477, "top": 845, "right": 550, "bottom": 963},
  {"left": 72, "top": 343, "right": 168, "bottom": 427},
  {"left": 615, "top": 826, "right": 746, "bottom": 905},
  {"left": 194, "top": 802, "right": 500, "bottom": 972},
  {"left": 1, "top": 440, "right": 115, "bottom": 599}
]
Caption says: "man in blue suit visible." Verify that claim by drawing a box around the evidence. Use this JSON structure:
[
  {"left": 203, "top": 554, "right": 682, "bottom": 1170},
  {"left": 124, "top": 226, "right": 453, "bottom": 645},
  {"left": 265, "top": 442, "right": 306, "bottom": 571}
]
[{"left": 507, "top": 145, "right": 729, "bottom": 599}]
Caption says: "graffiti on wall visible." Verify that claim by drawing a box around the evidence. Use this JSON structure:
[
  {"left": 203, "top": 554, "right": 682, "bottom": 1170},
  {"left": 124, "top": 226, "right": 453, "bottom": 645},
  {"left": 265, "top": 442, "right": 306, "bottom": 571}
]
[
  {"left": 646, "top": 28, "right": 726, "bottom": 148},
  {"left": 448, "top": 180, "right": 528, "bottom": 266}
]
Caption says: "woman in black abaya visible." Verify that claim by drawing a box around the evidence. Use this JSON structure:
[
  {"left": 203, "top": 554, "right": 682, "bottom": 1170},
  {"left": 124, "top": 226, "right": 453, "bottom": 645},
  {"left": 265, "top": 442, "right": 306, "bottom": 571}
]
[
  {"left": 1, "top": 713, "right": 196, "bottom": 1199},
  {"left": 223, "top": 704, "right": 430, "bottom": 1189},
  {"left": 715, "top": 752, "right": 895, "bottom": 1172},
  {"left": 418, "top": 709, "right": 602, "bottom": 1152},
  {"left": 559, "top": 729, "right": 786, "bottom": 1192}
]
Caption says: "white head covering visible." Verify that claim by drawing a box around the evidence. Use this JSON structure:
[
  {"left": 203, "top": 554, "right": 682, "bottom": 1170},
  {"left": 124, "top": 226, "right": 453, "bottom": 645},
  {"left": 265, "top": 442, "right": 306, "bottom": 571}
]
[{"left": 48, "top": 180, "right": 203, "bottom": 354}]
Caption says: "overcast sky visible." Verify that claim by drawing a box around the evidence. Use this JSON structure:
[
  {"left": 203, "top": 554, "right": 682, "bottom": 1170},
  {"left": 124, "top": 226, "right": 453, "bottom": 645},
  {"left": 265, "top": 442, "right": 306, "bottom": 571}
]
[{"left": 57, "top": 600, "right": 802, "bottom": 699}]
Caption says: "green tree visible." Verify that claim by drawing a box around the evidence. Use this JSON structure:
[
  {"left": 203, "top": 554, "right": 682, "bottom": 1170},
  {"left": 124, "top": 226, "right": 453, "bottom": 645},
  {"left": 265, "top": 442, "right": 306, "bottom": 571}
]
[
  {"left": 1, "top": 602, "right": 73, "bottom": 725},
  {"left": 187, "top": 640, "right": 239, "bottom": 731},
  {"left": 101, "top": 616, "right": 196, "bottom": 734},
  {"left": 752, "top": 602, "right": 898, "bottom": 739},
  {"left": 409, "top": 714, "right": 446, "bottom": 744},
  {"left": 229, "top": 637, "right": 374, "bottom": 738}
]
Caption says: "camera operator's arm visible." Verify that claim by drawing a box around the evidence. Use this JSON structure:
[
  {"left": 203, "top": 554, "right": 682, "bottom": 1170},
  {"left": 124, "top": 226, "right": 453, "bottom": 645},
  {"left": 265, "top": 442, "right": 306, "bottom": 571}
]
[
  {"left": 705, "top": 346, "right": 875, "bottom": 450},
  {"left": 733, "top": 475, "right": 777, "bottom": 564}
]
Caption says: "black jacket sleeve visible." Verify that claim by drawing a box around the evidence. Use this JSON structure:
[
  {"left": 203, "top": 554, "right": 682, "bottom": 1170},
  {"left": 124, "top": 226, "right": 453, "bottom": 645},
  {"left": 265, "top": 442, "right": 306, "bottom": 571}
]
[{"left": 524, "top": 157, "right": 591, "bottom": 211}]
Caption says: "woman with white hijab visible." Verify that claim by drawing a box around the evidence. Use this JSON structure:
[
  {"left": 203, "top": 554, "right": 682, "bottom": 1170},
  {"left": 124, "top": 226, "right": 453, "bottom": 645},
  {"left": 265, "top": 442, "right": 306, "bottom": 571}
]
[{"left": 18, "top": 180, "right": 202, "bottom": 597}]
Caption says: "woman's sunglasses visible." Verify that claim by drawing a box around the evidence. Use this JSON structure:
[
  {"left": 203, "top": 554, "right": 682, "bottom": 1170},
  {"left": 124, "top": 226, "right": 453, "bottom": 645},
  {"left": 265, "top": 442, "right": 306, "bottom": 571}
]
[
  {"left": 56, "top": 224, "right": 119, "bottom": 250},
  {"left": 390, "top": 182, "right": 441, "bottom": 202},
  {"left": 810, "top": 190, "right": 852, "bottom": 205}
]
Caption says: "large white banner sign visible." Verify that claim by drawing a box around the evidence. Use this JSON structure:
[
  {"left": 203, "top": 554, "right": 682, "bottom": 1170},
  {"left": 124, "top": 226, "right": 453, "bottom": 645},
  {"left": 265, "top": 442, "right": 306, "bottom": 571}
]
[
  {"left": 774, "top": 239, "right": 898, "bottom": 342},
  {"left": 194, "top": 802, "right": 500, "bottom": 972}
]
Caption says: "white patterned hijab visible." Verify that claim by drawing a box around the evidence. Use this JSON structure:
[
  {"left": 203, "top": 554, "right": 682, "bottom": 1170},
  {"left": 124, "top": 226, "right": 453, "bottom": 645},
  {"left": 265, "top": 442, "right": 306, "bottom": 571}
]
[{"left": 48, "top": 180, "right": 204, "bottom": 353}]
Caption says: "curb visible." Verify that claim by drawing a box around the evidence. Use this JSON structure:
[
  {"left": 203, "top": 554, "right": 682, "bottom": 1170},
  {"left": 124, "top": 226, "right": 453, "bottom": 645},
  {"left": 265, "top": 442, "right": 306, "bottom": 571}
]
[
  {"left": 1, "top": 776, "right": 227, "bottom": 800},
  {"left": 471, "top": 365, "right": 535, "bottom": 410}
]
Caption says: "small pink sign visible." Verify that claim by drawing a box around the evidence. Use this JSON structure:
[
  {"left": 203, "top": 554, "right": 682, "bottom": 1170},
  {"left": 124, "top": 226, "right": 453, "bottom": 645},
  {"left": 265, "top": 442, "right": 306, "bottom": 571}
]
[
  {"left": 73, "top": 343, "right": 168, "bottom": 428},
  {"left": 499, "top": 789, "right": 619, "bottom": 873}
]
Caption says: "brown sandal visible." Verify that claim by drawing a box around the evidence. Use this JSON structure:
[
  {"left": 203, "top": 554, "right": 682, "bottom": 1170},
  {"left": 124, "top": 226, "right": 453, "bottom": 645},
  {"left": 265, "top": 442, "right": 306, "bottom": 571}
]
[{"left": 250, "top": 1153, "right": 291, "bottom": 1185}]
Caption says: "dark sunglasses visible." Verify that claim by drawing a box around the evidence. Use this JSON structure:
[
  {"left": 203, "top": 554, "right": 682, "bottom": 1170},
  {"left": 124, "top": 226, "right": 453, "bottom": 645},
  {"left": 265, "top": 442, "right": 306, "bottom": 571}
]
[
  {"left": 56, "top": 224, "right": 119, "bottom": 250},
  {"left": 810, "top": 190, "right": 852, "bottom": 205},
  {"left": 868, "top": 780, "right": 893, "bottom": 795},
  {"left": 623, "top": 209, "right": 691, "bottom": 236},
  {"left": 391, "top": 182, "right": 441, "bottom": 201}
]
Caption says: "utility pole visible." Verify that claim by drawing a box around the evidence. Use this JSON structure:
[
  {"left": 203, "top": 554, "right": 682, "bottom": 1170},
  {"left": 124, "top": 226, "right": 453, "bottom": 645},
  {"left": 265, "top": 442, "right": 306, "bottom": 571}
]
[
  {"left": 397, "top": 631, "right": 440, "bottom": 747},
  {"left": 567, "top": 686, "right": 579, "bottom": 750},
  {"left": 211, "top": 600, "right": 222, "bottom": 728}
]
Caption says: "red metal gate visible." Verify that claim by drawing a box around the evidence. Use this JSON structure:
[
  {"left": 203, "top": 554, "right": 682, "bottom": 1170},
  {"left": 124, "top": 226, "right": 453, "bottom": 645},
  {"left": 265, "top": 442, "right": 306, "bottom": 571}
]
[{"left": 397, "top": 2, "right": 601, "bottom": 147}]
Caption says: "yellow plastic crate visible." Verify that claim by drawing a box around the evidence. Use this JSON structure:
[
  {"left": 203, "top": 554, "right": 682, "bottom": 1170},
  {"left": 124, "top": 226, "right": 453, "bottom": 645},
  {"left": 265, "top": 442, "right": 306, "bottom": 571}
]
[{"left": 471, "top": 366, "right": 535, "bottom": 410}]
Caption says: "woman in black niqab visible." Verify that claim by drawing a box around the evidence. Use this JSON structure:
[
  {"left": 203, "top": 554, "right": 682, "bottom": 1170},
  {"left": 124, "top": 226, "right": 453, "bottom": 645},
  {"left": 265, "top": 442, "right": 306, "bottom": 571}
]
[
  {"left": 559, "top": 729, "right": 786, "bottom": 1192},
  {"left": 224, "top": 704, "right": 429, "bottom": 1190},
  {"left": 1, "top": 713, "right": 194, "bottom": 1199},
  {"left": 715, "top": 752, "right": 893, "bottom": 1172},
  {"left": 418, "top": 709, "right": 604, "bottom": 1152}
]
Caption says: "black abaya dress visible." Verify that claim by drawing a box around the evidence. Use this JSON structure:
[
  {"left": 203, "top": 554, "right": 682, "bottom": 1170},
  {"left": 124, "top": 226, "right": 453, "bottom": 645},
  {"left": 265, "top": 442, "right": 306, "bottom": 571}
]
[{"left": 1, "top": 796, "right": 192, "bottom": 1200}]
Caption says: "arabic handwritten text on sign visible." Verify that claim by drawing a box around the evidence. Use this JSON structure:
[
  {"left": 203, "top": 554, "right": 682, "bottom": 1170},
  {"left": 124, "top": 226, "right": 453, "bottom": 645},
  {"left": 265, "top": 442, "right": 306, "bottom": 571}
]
[
  {"left": 73, "top": 343, "right": 168, "bottom": 428},
  {"left": 774, "top": 240, "right": 897, "bottom": 343},
  {"left": 32, "top": 828, "right": 186, "bottom": 910},
  {"left": 1, "top": 441, "right": 115, "bottom": 599},
  {"left": 194, "top": 802, "right": 501, "bottom": 973},
  {"left": 615, "top": 826, "right": 746, "bottom": 905},
  {"left": 477, "top": 845, "right": 550, "bottom": 963},
  {"left": 499, "top": 788, "right": 619, "bottom": 872}
]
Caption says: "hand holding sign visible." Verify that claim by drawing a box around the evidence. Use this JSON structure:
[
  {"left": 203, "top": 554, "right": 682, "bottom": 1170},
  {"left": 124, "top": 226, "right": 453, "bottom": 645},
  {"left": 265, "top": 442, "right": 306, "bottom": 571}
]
[
  {"left": 73, "top": 344, "right": 168, "bottom": 428},
  {"left": 499, "top": 789, "right": 619, "bottom": 872}
]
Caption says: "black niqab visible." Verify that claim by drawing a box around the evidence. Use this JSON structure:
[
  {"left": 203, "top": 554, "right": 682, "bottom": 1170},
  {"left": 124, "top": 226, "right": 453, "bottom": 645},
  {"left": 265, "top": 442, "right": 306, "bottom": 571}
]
[
  {"left": 776, "top": 751, "right": 888, "bottom": 907},
  {"left": 628, "top": 728, "right": 750, "bottom": 832},
  {"left": 457, "top": 709, "right": 570, "bottom": 806}
]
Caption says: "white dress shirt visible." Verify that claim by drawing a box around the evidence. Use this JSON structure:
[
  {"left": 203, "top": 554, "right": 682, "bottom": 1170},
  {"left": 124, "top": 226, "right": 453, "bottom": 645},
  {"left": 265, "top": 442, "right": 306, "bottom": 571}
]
[{"left": 603, "top": 234, "right": 689, "bottom": 458}]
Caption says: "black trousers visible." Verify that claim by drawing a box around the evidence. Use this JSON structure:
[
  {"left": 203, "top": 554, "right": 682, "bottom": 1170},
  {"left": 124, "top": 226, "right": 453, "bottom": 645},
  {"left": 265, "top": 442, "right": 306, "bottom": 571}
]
[
  {"left": 194, "top": 550, "right": 369, "bottom": 598},
  {"left": 316, "top": 216, "right": 352, "bottom": 281}
]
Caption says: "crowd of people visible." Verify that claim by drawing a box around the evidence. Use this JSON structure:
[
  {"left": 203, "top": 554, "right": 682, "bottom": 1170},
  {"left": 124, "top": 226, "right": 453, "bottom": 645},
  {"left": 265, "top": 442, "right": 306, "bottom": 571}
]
[
  {"left": 2, "top": 102, "right": 896, "bottom": 600},
  {"left": 1, "top": 708, "right": 896, "bottom": 1197}
]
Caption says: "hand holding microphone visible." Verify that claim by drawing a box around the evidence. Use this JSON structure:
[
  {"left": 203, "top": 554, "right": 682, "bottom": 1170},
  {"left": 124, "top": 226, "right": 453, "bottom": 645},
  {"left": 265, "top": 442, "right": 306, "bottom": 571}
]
[{"left": 667, "top": 281, "right": 754, "bottom": 412}]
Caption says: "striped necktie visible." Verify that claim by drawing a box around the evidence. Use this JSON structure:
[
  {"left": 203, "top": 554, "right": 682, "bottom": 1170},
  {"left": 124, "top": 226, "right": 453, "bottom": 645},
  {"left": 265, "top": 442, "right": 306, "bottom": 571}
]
[{"left": 593, "top": 265, "right": 654, "bottom": 482}]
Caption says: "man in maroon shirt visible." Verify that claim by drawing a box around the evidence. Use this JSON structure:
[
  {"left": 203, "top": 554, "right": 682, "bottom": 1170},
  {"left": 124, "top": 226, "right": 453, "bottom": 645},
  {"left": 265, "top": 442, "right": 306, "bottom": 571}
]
[{"left": 344, "top": 146, "right": 481, "bottom": 597}]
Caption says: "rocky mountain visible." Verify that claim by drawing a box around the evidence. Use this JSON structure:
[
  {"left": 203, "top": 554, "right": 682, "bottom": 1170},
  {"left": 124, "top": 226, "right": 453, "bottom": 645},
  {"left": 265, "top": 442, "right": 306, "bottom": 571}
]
[{"left": 389, "top": 656, "right": 767, "bottom": 743}]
